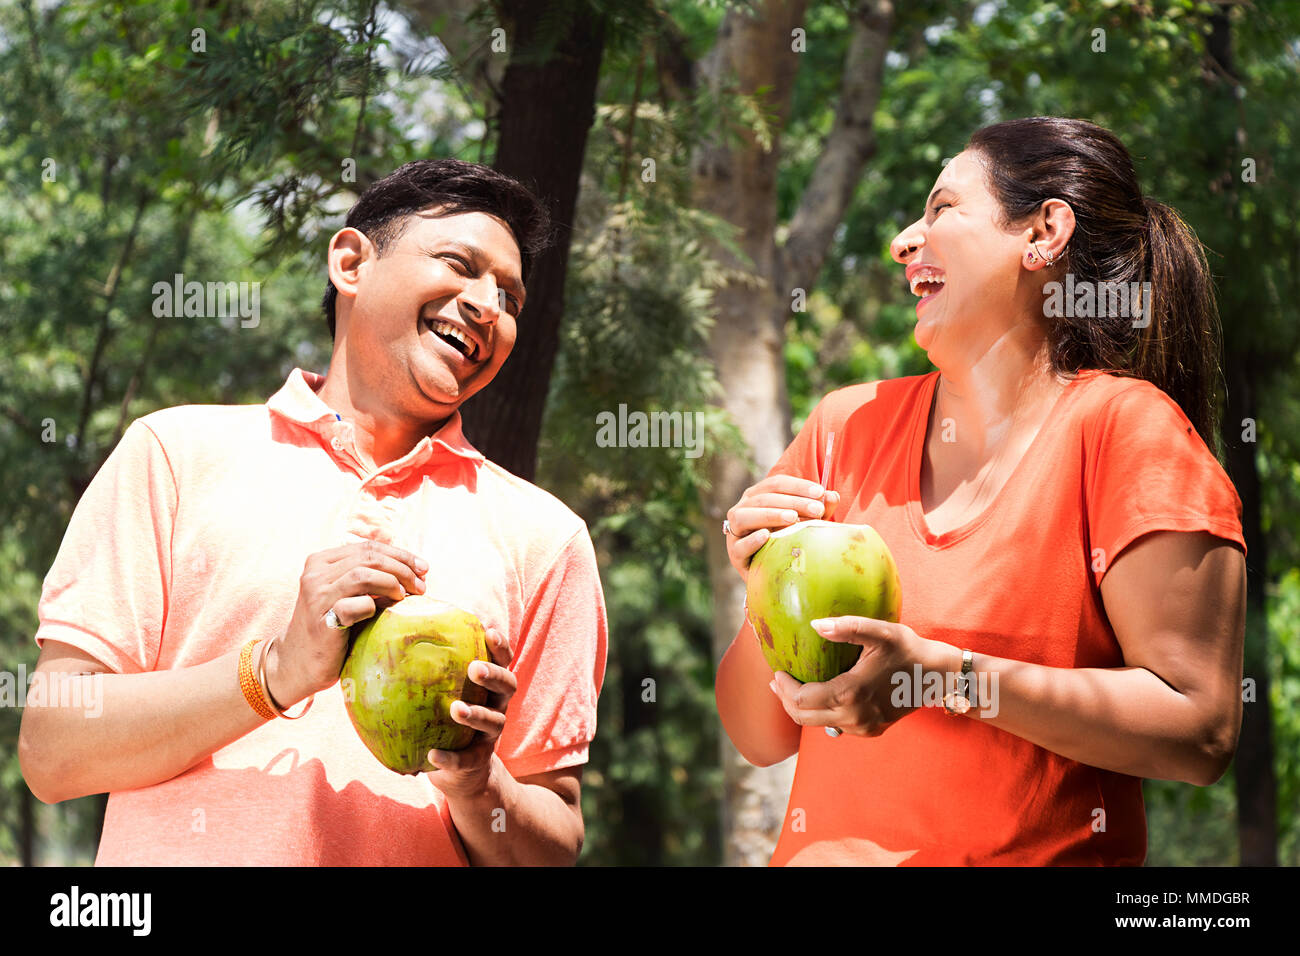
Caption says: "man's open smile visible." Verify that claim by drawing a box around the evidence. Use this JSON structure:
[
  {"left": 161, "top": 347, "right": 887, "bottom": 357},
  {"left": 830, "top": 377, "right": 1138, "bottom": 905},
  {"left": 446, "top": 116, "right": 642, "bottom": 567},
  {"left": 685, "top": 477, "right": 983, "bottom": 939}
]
[{"left": 420, "top": 314, "right": 485, "bottom": 365}]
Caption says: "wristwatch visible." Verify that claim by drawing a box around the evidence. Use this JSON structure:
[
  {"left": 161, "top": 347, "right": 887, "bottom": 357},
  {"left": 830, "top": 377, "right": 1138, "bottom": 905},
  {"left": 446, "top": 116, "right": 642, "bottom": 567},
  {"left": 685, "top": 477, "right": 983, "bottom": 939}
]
[{"left": 941, "top": 648, "right": 975, "bottom": 716}]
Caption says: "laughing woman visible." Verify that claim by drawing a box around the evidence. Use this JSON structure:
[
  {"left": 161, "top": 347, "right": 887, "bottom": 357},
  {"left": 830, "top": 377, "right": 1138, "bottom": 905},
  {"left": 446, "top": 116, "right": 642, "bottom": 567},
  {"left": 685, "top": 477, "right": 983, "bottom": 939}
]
[{"left": 715, "top": 116, "right": 1246, "bottom": 866}]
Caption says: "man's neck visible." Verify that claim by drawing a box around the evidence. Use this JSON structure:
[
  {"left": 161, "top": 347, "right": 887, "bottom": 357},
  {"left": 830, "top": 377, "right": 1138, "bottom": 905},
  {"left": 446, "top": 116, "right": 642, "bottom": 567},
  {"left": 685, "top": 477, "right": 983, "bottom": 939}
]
[{"left": 316, "top": 367, "right": 451, "bottom": 472}]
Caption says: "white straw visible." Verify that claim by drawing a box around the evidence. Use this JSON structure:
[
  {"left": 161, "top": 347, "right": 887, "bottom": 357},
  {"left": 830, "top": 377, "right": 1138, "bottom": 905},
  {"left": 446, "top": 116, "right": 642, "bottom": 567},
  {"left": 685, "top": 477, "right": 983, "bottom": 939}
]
[{"left": 821, "top": 431, "right": 835, "bottom": 490}]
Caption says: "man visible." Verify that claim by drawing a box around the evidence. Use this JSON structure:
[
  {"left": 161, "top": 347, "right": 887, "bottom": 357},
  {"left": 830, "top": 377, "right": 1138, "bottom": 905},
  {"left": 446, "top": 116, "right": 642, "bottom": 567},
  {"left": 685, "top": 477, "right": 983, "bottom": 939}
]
[{"left": 18, "top": 160, "right": 608, "bottom": 866}]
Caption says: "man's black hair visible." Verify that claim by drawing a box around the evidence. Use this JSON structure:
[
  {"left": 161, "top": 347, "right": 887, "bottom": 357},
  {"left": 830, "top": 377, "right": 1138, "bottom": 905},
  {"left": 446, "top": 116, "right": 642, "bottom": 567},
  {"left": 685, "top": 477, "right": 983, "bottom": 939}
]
[{"left": 322, "top": 159, "right": 551, "bottom": 339}]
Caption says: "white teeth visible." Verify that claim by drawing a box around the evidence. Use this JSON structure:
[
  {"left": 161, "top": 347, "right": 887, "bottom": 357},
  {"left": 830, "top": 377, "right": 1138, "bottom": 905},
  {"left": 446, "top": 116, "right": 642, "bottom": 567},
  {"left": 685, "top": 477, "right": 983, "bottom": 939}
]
[
  {"left": 909, "top": 268, "right": 947, "bottom": 296},
  {"left": 427, "top": 319, "right": 477, "bottom": 359}
]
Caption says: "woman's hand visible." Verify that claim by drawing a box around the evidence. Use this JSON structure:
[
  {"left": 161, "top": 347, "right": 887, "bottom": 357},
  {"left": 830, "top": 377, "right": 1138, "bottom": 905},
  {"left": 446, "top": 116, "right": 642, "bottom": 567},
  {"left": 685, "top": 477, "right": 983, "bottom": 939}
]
[
  {"left": 725, "top": 476, "right": 841, "bottom": 581},
  {"left": 768, "top": 616, "right": 955, "bottom": 736}
]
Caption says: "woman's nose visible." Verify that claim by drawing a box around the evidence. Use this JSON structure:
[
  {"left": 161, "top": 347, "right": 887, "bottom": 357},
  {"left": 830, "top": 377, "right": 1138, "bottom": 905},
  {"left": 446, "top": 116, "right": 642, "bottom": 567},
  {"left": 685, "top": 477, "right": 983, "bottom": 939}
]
[{"left": 890, "top": 222, "right": 925, "bottom": 264}]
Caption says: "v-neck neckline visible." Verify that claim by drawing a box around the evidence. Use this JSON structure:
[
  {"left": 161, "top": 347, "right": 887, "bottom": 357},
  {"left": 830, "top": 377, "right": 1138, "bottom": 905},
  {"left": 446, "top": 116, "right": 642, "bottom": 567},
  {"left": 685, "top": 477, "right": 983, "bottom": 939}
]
[{"left": 906, "top": 370, "right": 1083, "bottom": 549}]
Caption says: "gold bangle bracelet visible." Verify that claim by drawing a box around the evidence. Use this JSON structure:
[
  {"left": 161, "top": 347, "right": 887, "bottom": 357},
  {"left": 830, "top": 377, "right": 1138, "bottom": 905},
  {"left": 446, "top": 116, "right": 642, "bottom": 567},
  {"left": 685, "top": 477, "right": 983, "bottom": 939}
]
[
  {"left": 239, "top": 639, "right": 276, "bottom": 721},
  {"left": 257, "top": 636, "right": 314, "bottom": 720}
]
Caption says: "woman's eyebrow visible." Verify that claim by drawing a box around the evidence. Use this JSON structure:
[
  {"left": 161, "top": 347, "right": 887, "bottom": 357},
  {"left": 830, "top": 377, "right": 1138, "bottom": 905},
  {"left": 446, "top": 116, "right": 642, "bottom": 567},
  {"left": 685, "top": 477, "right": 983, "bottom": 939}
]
[{"left": 926, "top": 185, "right": 954, "bottom": 205}]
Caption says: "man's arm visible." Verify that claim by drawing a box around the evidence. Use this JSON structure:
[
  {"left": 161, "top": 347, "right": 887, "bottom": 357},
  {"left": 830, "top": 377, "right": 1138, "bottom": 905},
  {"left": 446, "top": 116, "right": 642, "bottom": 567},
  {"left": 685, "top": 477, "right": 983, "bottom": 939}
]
[
  {"left": 443, "top": 761, "right": 584, "bottom": 866},
  {"left": 20, "top": 539, "right": 429, "bottom": 803},
  {"left": 422, "top": 626, "right": 587, "bottom": 865},
  {"left": 18, "top": 640, "right": 269, "bottom": 804}
]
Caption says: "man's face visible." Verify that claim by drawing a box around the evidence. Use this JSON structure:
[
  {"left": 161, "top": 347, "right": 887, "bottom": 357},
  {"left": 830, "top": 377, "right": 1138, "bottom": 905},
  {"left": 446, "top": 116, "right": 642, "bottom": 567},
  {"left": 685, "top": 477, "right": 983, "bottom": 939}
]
[{"left": 337, "top": 209, "right": 525, "bottom": 422}]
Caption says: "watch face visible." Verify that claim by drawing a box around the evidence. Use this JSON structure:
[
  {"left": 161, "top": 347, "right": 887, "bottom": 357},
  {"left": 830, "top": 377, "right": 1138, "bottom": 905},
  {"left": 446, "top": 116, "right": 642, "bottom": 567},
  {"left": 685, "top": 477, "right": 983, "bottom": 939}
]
[{"left": 942, "top": 693, "right": 971, "bottom": 716}]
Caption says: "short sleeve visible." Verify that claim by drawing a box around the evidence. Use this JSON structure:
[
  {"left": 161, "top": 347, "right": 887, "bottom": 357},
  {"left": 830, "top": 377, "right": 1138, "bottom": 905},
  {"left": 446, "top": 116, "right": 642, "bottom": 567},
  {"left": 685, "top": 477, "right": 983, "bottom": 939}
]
[
  {"left": 768, "top": 396, "right": 830, "bottom": 483},
  {"left": 494, "top": 528, "right": 608, "bottom": 779},
  {"left": 35, "top": 419, "right": 176, "bottom": 673},
  {"left": 1085, "top": 383, "right": 1245, "bottom": 587}
]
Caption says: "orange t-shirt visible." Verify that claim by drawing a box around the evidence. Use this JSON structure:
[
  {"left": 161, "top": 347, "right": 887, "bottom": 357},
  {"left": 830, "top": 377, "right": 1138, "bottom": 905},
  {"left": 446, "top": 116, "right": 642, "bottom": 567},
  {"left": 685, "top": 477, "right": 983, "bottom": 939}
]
[
  {"left": 759, "top": 369, "right": 1245, "bottom": 866},
  {"left": 35, "top": 369, "right": 608, "bottom": 865}
]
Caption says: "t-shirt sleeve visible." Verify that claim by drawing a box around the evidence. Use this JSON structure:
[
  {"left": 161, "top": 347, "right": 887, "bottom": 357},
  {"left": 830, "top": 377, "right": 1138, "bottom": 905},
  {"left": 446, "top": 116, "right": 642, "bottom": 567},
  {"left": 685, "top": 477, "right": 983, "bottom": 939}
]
[
  {"left": 1085, "top": 383, "right": 1245, "bottom": 587},
  {"left": 35, "top": 419, "right": 177, "bottom": 673},
  {"left": 494, "top": 528, "right": 608, "bottom": 779},
  {"left": 768, "top": 397, "right": 831, "bottom": 483}
]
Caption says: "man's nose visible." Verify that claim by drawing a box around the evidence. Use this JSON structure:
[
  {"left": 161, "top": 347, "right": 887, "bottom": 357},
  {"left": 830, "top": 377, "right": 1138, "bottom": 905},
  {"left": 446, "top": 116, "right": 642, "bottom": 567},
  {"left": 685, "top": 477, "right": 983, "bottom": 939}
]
[
  {"left": 890, "top": 221, "right": 926, "bottom": 264},
  {"left": 458, "top": 274, "right": 502, "bottom": 325}
]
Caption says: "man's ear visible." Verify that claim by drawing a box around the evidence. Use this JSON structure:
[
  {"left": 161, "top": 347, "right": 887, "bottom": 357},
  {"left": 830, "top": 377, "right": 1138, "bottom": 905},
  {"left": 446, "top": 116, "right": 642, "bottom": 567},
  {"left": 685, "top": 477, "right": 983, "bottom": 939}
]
[{"left": 327, "top": 227, "right": 371, "bottom": 309}]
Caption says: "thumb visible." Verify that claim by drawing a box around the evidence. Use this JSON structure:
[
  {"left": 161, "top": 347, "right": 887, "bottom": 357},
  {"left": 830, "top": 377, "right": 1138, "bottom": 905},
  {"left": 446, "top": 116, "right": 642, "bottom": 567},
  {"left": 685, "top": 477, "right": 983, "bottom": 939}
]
[{"left": 823, "top": 490, "right": 841, "bottom": 520}]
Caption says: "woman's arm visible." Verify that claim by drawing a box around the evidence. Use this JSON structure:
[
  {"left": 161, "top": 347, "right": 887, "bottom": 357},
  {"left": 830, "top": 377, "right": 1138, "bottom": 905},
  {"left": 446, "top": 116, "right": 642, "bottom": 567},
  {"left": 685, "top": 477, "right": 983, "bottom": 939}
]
[
  {"left": 772, "top": 530, "right": 1246, "bottom": 786},
  {"left": 716, "top": 620, "right": 803, "bottom": 767},
  {"left": 967, "top": 529, "right": 1245, "bottom": 785},
  {"left": 715, "top": 475, "right": 839, "bottom": 767}
]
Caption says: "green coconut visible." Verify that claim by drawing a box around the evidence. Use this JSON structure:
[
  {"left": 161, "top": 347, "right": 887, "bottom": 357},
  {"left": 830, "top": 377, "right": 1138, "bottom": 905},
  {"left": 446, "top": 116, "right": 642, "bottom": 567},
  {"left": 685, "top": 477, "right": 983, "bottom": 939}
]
[
  {"left": 746, "top": 520, "right": 902, "bottom": 684},
  {"left": 341, "top": 596, "right": 491, "bottom": 774}
]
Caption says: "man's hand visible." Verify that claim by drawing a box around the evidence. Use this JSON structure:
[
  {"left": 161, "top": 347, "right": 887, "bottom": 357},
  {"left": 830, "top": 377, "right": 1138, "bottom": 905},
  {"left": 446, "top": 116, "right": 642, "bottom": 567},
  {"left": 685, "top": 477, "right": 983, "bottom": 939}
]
[
  {"left": 268, "top": 540, "right": 430, "bottom": 706},
  {"left": 425, "top": 626, "right": 518, "bottom": 798},
  {"left": 426, "top": 628, "right": 585, "bottom": 864}
]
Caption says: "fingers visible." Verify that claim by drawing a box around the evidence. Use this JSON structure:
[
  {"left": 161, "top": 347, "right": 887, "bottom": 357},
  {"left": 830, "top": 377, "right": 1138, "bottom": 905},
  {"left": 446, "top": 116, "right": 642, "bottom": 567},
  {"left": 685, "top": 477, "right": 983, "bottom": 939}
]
[
  {"left": 327, "top": 594, "right": 377, "bottom": 630},
  {"left": 749, "top": 476, "right": 828, "bottom": 499},
  {"left": 728, "top": 507, "right": 803, "bottom": 537},
  {"left": 729, "top": 528, "right": 770, "bottom": 565},
  {"left": 744, "top": 492, "right": 831, "bottom": 518},
  {"left": 474, "top": 631, "right": 517, "bottom": 717},
  {"left": 769, "top": 670, "right": 880, "bottom": 736},
  {"left": 812, "top": 616, "right": 894, "bottom": 646},
  {"left": 772, "top": 669, "right": 839, "bottom": 712},
  {"left": 331, "top": 565, "right": 413, "bottom": 605},
  {"left": 448, "top": 698, "right": 508, "bottom": 738},
  {"left": 726, "top": 477, "right": 838, "bottom": 540},
  {"left": 484, "top": 627, "right": 514, "bottom": 668},
  {"left": 467, "top": 659, "right": 516, "bottom": 698},
  {"left": 320, "top": 539, "right": 430, "bottom": 576}
]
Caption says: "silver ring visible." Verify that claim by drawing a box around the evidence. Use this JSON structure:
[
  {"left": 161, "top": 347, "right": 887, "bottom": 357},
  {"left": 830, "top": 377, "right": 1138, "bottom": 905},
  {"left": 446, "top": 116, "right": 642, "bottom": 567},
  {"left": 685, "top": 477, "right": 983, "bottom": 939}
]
[
  {"left": 324, "top": 608, "right": 348, "bottom": 630},
  {"left": 722, "top": 519, "right": 732, "bottom": 538},
  {"left": 825, "top": 727, "right": 843, "bottom": 738}
]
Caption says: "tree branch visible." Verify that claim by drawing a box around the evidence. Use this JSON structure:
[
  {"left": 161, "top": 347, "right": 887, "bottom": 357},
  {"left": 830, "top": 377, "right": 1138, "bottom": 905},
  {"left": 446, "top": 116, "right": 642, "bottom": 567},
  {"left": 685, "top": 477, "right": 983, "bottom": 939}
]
[
  {"left": 402, "top": 0, "right": 506, "bottom": 106},
  {"left": 74, "top": 190, "right": 149, "bottom": 454},
  {"left": 777, "top": 0, "right": 893, "bottom": 294}
]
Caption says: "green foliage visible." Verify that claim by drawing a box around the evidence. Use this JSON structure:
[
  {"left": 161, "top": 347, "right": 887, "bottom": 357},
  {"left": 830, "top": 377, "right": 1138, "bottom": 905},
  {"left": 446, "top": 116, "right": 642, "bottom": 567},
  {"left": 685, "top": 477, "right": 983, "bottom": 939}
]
[
  {"left": 2, "top": 0, "right": 1296, "bottom": 868},
  {"left": 0, "top": 0, "right": 395, "bottom": 862},
  {"left": 538, "top": 75, "right": 734, "bottom": 865}
]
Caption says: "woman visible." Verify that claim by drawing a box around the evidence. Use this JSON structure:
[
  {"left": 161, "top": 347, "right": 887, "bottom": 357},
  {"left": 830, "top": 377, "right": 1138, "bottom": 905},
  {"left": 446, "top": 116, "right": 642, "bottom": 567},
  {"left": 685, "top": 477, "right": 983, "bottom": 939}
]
[{"left": 715, "top": 116, "right": 1247, "bottom": 866}]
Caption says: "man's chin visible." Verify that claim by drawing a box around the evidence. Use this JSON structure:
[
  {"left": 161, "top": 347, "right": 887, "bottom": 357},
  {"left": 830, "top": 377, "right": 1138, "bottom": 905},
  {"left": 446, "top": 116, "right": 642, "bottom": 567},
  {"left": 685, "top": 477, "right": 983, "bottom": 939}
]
[{"left": 413, "top": 359, "right": 502, "bottom": 414}]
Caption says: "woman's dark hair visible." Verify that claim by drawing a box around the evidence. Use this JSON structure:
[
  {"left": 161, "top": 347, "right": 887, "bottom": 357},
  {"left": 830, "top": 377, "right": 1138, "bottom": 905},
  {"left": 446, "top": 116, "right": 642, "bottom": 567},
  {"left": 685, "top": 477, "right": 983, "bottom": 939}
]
[
  {"left": 966, "top": 116, "right": 1223, "bottom": 451},
  {"left": 322, "top": 159, "right": 552, "bottom": 338}
]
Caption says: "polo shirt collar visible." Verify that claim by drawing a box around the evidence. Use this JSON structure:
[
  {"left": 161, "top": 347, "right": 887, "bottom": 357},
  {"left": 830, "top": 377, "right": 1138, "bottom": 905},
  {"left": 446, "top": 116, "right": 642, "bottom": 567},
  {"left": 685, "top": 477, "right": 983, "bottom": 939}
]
[{"left": 267, "top": 367, "right": 485, "bottom": 466}]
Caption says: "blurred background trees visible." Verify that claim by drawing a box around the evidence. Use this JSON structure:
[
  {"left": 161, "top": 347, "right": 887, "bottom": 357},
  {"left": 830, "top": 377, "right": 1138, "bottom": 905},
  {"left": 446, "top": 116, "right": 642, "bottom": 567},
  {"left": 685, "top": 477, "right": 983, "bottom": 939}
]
[{"left": 1, "top": 0, "right": 1296, "bottom": 866}]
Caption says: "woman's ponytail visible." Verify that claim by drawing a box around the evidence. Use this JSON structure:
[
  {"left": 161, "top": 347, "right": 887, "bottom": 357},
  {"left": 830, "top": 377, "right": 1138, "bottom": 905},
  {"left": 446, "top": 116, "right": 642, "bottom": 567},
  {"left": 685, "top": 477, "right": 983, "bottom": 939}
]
[
  {"left": 1135, "top": 198, "right": 1223, "bottom": 451},
  {"left": 967, "top": 117, "right": 1226, "bottom": 455}
]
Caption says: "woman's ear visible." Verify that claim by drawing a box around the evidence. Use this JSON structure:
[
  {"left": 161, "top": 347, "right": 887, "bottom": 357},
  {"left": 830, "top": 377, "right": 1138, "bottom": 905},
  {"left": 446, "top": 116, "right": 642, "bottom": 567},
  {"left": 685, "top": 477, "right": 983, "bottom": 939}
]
[{"left": 1031, "top": 198, "right": 1076, "bottom": 263}]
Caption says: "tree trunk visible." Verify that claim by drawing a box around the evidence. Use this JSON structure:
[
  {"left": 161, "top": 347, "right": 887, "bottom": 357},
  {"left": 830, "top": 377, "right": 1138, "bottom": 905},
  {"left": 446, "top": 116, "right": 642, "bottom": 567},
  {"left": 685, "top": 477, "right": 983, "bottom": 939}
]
[
  {"left": 20, "top": 785, "right": 35, "bottom": 866},
  {"left": 457, "top": 1, "right": 606, "bottom": 479},
  {"left": 1224, "top": 361, "right": 1277, "bottom": 865},
  {"left": 693, "top": 0, "right": 893, "bottom": 866},
  {"left": 1203, "top": 8, "right": 1278, "bottom": 867}
]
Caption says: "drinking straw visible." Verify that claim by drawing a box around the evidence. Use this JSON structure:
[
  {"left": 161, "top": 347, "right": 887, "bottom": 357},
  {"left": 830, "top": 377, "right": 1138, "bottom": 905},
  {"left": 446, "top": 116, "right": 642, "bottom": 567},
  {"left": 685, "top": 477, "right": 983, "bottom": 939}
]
[{"left": 820, "top": 431, "right": 835, "bottom": 507}]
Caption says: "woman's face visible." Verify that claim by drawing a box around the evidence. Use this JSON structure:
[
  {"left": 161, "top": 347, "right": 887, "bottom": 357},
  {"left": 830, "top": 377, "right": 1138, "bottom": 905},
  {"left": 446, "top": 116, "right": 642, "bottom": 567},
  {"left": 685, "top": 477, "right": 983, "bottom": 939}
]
[{"left": 890, "top": 149, "right": 1039, "bottom": 366}]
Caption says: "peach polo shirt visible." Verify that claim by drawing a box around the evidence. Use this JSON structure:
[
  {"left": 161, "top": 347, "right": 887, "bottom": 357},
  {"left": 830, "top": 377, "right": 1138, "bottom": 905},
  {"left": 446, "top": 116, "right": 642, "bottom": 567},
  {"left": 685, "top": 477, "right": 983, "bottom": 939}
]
[{"left": 35, "top": 368, "right": 607, "bottom": 865}]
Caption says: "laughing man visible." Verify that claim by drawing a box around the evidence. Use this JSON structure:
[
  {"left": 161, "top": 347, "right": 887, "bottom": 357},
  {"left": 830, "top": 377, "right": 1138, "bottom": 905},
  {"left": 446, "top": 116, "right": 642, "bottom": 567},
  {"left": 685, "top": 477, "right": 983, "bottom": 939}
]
[{"left": 20, "top": 160, "right": 608, "bottom": 865}]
